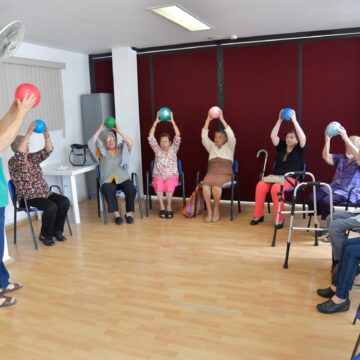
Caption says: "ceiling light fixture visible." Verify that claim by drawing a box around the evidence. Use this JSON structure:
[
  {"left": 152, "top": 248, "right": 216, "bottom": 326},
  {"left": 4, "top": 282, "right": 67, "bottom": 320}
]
[{"left": 149, "top": 4, "right": 212, "bottom": 32}]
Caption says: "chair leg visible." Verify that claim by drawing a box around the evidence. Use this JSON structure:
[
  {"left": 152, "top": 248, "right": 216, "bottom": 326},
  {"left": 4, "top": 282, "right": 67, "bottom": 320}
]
[
  {"left": 236, "top": 183, "right": 241, "bottom": 213},
  {"left": 66, "top": 216, "right": 73, "bottom": 236},
  {"left": 101, "top": 192, "right": 108, "bottom": 225},
  {"left": 26, "top": 210, "right": 38, "bottom": 250},
  {"left": 182, "top": 174, "right": 186, "bottom": 208},
  {"left": 13, "top": 207, "right": 17, "bottom": 245},
  {"left": 146, "top": 173, "right": 150, "bottom": 217},
  {"left": 230, "top": 182, "right": 235, "bottom": 221},
  {"left": 137, "top": 188, "right": 144, "bottom": 219},
  {"left": 96, "top": 185, "right": 100, "bottom": 218}
]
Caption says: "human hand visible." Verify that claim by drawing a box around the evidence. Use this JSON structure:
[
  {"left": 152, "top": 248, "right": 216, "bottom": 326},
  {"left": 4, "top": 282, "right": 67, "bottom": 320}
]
[
  {"left": 26, "top": 120, "right": 36, "bottom": 135},
  {"left": 290, "top": 110, "right": 297, "bottom": 123},
  {"left": 17, "top": 93, "right": 36, "bottom": 113},
  {"left": 338, "top": 125, "right": 348, "bottom": 141}
]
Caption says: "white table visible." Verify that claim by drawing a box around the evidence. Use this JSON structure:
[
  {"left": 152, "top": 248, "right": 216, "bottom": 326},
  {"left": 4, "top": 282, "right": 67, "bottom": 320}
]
[{"left": 42, "top": 163, "right": 97, "bottom": 224}]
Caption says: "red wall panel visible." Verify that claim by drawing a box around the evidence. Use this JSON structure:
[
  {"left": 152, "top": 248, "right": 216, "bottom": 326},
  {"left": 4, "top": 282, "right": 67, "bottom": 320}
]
[
  {"left": 94, "top": 59, "right": 114, "bottom": 93},
  {"left": 302, "top": 38, "right": 360, "bottom": 183},
  {"left": 223, "top": 43, "right": 299, "bottom": 200},
  {"left": 139, "top": 49, "right": 218, "bottom": 196}
]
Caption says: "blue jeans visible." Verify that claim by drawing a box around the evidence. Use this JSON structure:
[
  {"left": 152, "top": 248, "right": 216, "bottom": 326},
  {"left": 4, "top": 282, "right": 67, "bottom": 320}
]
[
  {"left": 334, "top": 237, "right": 360, "bottom": 299},
  {"left": 0, "top": 207, "right": 10, "bottom": 288}
]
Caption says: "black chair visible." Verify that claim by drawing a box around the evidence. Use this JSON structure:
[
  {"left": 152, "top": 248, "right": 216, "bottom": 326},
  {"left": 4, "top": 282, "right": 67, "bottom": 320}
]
[
  {"left": 196, "top": 159, "right": 241, "bottom": 221},
  {"left": 266, "top": 162, "right": 307, "bottom": 219},
  {"left": 145, "top": 159, "right": 186, "bottom": 217},
  {"left": 8, "top": 180, "right": 72, "bottom": 250},
  {"left": 96, "top": 166, "right": 144, "bottom": 224}
]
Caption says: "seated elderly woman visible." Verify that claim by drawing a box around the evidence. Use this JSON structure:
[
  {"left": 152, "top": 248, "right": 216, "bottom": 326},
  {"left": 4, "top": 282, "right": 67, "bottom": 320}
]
[
  {"left": 201, "top": 108, "right": 236, "bottom": 223},
  {"left": 89, "top": 122, "right": 136, "bottom": 225},
  {"left": 250, "top": 109, "right": 306, "bottom": 228},
  {"left": 307, "top": 126, "right": 360, "bottom": 230},
  {"left": 8, "top": 121, "right": 70, "bottom": 246}
]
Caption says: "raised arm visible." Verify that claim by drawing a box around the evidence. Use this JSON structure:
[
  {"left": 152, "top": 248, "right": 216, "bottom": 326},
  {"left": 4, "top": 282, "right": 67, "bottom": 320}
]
[
  {"left": 322, "top": 131, "right": 334, "bottom": 166},
  {"left": 169, "top": 113, "right": 180, "bottom": 137},
  {"left": 219, "top": 109, "right": 236, "bottom": 150},
  {"left": 149, "top": 116, "right": 161, "bottom": 137},
  {"left": 17, "top": 121, "right": 36, "bottom": 153},
  {"left": 92, "top": 121, "right": 106, "bottom": 143},
  {"left": 338, "top": 126, "right": 360, "bottom": 165},
  {"left": 270, "top": 111, "right": 283, "bottom": 147},
  {"left": 43, "top": 125, "right": 53, "bottom": 152},
  {"left": 201, "top": 114, "right": 214, "bottom": 152},
  {"left": 0, "top": 94, "right": 36, "bottom": 152},
  {"left": 290, "top": 110, "right": 306, "bottom": 148},
  {"left": 115, "top": 123, "right": 133, "bottom": 151}
]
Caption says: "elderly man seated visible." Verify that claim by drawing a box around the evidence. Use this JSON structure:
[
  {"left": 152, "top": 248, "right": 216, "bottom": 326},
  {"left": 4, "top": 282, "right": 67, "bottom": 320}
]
[{"left": 89, "top": 122, "right": 136, "bottom": 225}]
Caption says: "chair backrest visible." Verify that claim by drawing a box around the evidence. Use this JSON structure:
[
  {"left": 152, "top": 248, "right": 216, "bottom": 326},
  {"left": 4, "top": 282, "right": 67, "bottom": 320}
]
[
  {"left": 8, "top": 180, "right": 17, "bottom": 207},
  {"left": 233, "top": 160, "right": 238, "bottom": 175}
]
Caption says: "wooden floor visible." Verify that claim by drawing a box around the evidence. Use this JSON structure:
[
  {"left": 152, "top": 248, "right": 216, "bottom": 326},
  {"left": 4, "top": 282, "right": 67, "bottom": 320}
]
[{"left": 2, "top": 199, "right": 360, "bottom": 360}]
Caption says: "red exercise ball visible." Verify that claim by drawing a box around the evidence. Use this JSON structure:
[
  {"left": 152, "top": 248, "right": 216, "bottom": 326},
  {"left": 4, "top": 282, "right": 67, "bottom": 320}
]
[{"left": 15, "top": 83, "right": 41, "bottom": 108}]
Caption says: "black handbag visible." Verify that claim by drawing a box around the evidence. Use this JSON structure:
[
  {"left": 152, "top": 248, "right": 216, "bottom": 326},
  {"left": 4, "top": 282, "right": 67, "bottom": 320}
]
[{"left": 69, "top": 144, "right": 92, "bottom": 166}]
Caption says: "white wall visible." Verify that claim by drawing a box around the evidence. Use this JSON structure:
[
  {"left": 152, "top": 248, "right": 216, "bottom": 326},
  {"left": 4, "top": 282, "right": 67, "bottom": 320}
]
[
  {"left": 0, "top": 42, "right": 91, "bottom": 225},
  {"left": 112, "top": 47, "right": 143, "bottom": 192}
]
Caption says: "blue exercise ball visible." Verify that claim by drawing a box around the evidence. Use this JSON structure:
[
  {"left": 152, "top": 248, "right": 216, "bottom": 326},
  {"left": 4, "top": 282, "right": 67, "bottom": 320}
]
[
  {"left": 34, "top": 119, "right": 46, "bottom": 133},
  {"left": 158, "top": 107, "right": 172, "bottom": 121},
  {"left": 326, "top": 121, "right": 341, "bottom": 137},
  {"left": 280, "top": 108, "right": 293, "bottom": 121}
]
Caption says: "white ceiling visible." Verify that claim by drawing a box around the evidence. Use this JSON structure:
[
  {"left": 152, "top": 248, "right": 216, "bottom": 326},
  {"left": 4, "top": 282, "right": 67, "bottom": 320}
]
[{"left": 1, "top": 0, "right": 360, "bottom": 54}]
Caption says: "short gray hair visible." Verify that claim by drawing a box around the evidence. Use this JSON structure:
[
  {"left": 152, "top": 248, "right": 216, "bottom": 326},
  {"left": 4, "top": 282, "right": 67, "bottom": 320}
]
[{"left": 11, "top": 135, "right": 24, "bottom": 152}]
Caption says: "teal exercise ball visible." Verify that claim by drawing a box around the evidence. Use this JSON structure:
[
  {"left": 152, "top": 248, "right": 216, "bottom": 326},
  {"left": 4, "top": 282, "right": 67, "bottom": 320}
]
[
  {"left": 158, "top": 107, "right": 172, "bottom": 121},
  {"left": 326, "top": 121, "right": 341, "bottom": 137}
]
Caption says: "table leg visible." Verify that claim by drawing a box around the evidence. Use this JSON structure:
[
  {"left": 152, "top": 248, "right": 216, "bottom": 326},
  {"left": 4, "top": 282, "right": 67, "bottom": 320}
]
[{"left": 70, "top": 175, "right": 81, "bottom": 224}]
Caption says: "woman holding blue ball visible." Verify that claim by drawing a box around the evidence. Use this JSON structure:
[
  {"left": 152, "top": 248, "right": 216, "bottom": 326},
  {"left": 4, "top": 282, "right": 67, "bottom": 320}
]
[
  {"left": 307, "top": 125, "right": 360, "bottom": 232},
  {"left": 8, "top": 121, "right": 70, "bottom": 246},
  {"left": 251, "top": 108, "right": 306, "bottom": 227}
]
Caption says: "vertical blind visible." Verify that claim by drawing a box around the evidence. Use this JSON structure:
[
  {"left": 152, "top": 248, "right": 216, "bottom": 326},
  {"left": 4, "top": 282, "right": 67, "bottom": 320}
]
[{"left": 0, "top": 57, "right": 66, "bottom": 132}]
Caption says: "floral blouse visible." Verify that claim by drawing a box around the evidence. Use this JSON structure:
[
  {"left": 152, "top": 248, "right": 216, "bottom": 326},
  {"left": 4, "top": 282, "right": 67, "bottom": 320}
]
[
  {"left": 8, "top": 149, "right": 52, "bottom": 199},
  {"left": 148, "top": 135, "right": 181, "bottom": 179}
]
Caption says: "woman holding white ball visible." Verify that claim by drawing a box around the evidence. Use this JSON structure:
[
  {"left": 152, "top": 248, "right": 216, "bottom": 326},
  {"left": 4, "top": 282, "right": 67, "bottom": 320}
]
[
  {"left": 200, "top": 107, "right": 236, "bottom": 222},
  {"left": 307, "top": 123, "right": 360, "bottom": 231}
]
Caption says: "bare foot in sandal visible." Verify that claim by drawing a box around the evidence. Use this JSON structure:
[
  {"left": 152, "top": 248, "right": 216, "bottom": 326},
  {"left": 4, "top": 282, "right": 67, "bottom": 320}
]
[
  {"left": 0, "top": 283, "right": 22, "bottom": 295},
  {"left": 0, "top": 295, "right": 16, "bottom": 308}
]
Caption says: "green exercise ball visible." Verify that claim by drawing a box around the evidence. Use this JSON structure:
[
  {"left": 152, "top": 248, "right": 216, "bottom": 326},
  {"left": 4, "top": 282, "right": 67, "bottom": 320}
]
[{"left": 104, "top": 116, "right": 116, "bottom": 129}]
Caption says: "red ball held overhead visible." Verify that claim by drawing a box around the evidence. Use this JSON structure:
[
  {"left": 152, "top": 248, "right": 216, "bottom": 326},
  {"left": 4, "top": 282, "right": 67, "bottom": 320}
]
[{"left": 15, "top": 83, "right": 41, "bottom": 108}]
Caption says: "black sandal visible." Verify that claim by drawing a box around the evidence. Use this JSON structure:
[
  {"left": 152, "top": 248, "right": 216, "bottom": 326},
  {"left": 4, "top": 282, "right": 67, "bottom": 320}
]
[
  {"left": 159, "top": 210, "right": 167, "bottom": 218},
  {"left": 166, "top": 211, "right": 174, "bottom": 219}
]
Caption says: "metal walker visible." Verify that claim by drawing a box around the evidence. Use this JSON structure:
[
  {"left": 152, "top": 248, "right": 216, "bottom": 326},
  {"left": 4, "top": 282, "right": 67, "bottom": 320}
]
[{"left": 281, "top": 178, "right": 333, "bottom": 268}]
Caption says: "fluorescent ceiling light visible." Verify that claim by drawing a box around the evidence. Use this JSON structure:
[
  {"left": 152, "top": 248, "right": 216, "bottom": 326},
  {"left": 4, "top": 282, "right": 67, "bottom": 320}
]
[{"left": 149, "top": 4, "right": 211, "bottom": 31}]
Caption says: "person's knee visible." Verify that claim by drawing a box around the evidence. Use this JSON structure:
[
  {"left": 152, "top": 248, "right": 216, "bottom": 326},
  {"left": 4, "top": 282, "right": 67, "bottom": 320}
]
[
  {"left": 270, "top": 184, "right": 280, "bottom": 198},
  {"left": 45, "top": 202, "right": 58, "bottom": 216},
  {"left": 61, "top": 196, "right": 70, "bottom": 210},
  {"left": 126, "top": 184, "right": 136, "bottom": 199}
]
